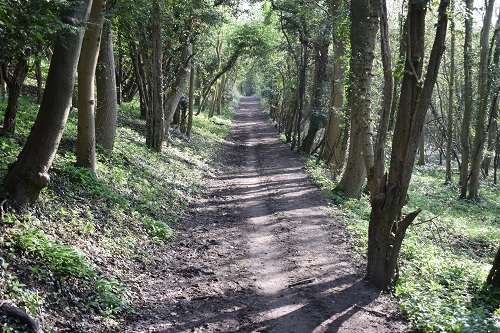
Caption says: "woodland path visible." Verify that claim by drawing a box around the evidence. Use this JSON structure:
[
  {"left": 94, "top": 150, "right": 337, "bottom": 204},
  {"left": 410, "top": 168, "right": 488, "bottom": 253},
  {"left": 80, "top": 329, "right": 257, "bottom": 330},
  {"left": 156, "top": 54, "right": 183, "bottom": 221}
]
[{"left": 124, "top": 97, "right": 408, "bottom": 332}]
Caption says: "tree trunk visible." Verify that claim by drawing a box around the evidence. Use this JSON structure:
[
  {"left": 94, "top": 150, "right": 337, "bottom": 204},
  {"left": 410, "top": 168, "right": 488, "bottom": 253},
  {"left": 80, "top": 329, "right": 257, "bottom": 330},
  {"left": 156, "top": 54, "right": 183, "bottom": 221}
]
[
  {"left": 301, "top": 40, "right": 329, "bottom": 153},
  {"left": 216, "top": 74, "right": 226, "bottom": 115},
  {"left": 335, "top": 0, "right": 378, "bottom": 198},
  {"left": 131, "top": 41, "right": 148, "bottom": 118},
  {"left": 460, "top": 0, "right": 474, "bottom": 198},
  {"left": 0, "top": 66, "right": 6, "bottom": 99},
  {"left": 35, "top": 50, "right": 43, "bottom": 103},
  {"left": 367, "top": 0, "right": 449, "bottom": 290},
  {"left": 76, "top": 0, "right": 105, "bottom": 172},
  {"left": 321, "top": 0, "right": 347, "bottom": 170},
  {"left": 3, "top": 0, "right": 93, "bottom": 206},
  {"left": 417, "top": 133, "right": 425, "bottom": 165},
  {"left": 488, "top": 244, "right": 500, "bottom": 287},
  {"left": 165, "top": 41, "right": 193, "bottom": 135},
  {"left": 116, "top": 31, "right": 122, "bottom": 105},
  {"left": 371, "top": 0, "right": 394, "bottom": 195},
  {"left": 1, "top": 58, "right": 29, "bottom": 136},
  {"left": 95, "top": 19, "right": 118, "bottom": 151},
  {"left": 187, "top": 53, "right": 195, "bottom": 138},
  {"left": 146, "top": 0, "right": 164, "bottom": 151},
  {"left": 445, "top": 4, "right": 456, "bottom": 184},
  {"left": 469, "top": 0, "right": 495, "bottom": 199}
]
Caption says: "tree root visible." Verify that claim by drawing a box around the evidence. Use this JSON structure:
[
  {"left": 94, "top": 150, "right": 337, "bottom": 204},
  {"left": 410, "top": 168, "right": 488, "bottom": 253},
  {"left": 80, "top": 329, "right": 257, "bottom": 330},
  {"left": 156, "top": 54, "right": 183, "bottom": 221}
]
[{"left": 0, "top": 300, "right": 44, "bottom": 333}]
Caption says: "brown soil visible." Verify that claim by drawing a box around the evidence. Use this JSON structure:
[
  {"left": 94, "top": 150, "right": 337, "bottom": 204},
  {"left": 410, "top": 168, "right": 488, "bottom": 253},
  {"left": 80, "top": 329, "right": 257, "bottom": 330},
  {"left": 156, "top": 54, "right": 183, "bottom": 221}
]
[{"left": 124, "top": 97, "right": 409, "bottom": 332}]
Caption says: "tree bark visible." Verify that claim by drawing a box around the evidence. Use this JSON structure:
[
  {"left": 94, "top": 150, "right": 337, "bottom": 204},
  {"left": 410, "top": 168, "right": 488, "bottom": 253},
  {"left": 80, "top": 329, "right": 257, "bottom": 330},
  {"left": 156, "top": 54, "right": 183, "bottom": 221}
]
[
  {"left": 367, "top": 0, "right": 449, "bottom": 290},
  {"left": 187, "top": 52, "right": 195, "bottom": 138},
  {"left": 335, "top": 0, "right": 378, "bottom": 198},
  {"left": 146, "top": 0, "right": 164, "bottom": 151},
  {"left": 460, "top": 0, "right": 474, "bottom": 198},
  {"left": 1, "top": 58, "right": 29, "bottom": 136},
  {"left": 469, "top": 0, "right": 495, "bottom": 199},
  {"left": 3, "top": 0, "right": 93, "bottom": 206},
  {"left": 76, "top": 0, "right": 106, "bottom": 172},
  {"left": 95, "top": 19, "right": 118, "bottom": 151},
  {"left": 371, "top": 0, "right": 394, "bottom": 196},
  {"left": 321, "top": 0, "right": 347, "bottom": 171},
  {"left": 445, "top": 3, "right": 456, "bottom": 184},
  {"left": 488, "top": 244, "right": 500, "bottom": 287},
  {"left": 164, "top": 36, "right": 192, "bottom": 138}
]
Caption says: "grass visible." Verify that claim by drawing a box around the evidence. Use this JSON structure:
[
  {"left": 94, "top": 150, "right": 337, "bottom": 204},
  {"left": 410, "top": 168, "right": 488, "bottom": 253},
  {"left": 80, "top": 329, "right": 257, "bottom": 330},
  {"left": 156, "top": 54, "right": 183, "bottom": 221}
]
[
  {"left": 303, "top": 156, "right": 500, "bottom": 333},
  {"left": 0, "top": 94, "right": 232, "bottom": 332}
]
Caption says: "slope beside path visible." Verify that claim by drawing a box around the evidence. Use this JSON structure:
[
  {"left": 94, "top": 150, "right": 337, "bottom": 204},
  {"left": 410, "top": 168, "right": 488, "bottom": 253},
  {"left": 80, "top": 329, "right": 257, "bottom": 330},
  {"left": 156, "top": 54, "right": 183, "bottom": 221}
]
[{"left": 124, "top": 96, "right": 408, "bottom": 332}]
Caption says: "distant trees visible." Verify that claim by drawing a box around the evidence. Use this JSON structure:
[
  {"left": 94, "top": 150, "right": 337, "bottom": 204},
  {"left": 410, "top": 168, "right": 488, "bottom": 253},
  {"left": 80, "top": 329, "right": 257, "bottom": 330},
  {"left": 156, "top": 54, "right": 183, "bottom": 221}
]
[
  {"left": 0, "top": 0, "right": 241, "bottom": 204},
  {"left": 0, "top": 0, "right": 62, "bottom": 135}
]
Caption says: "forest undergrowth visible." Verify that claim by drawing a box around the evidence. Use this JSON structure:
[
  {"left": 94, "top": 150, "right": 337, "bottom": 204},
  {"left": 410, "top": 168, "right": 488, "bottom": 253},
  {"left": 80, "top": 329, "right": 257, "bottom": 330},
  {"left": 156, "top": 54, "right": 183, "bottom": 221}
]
[
  {"left": 0, "top": 94, "right": 232, "bottom": 332},
  {"left": 304, "top": 156, "right": 500, "bottom": 332}
]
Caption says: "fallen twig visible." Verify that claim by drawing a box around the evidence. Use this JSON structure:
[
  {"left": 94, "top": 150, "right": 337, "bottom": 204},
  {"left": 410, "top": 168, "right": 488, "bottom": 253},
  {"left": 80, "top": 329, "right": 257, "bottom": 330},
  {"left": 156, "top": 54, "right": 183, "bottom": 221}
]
[
  {"left": 288, "top": 278, "right": 315, "bottom": 288},
  {"left": 0, "top": 300, "right": 44, "bottom": 333},
  {"left": 354, "top": 304, "right": 387, "bottom": 318}
]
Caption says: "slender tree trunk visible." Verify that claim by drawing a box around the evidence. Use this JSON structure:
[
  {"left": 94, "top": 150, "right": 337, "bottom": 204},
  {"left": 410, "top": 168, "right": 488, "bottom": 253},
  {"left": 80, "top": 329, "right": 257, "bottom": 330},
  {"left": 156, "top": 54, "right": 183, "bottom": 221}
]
[
  {"left": 35, "top": 51, "right": 43, "bottom": 103},
  {"left": 208, "top": 88, "right": 217, "bottom": 118},
  {"left": 1, "top": 58, "right": 29, "bottom": 135},
  {"left": 95, "top": 19, "right": 118, "bottom": 151},
  {"left": 417, "top": 133, "right": 425, "bottom": 165},
  {"left": 370, "top": 0, "right": 394, "bottom": 195},
  {"left": 367, "top": 0, "right": 449, "bottom": 289},
  {"left": 3, "top": 0, "right": 93, "bottom": 206},
  {"left": 216, "top": 74, "right": 226, "bottom": 115},
  {"left": 446, "top": 4, "right": 456, "bottom": 184},
  {"left": 0, "top": 66, "right": 6, "bottom": 99},
  {"left": 469, "top": 0, "right": 495, "bottom": 199},
  {"left": 335, "top": 0, "right": 378, "bottom": 198},
  {"left": 321, "top": 0, "right": 347, "bottom": 170},
  {"left": 187, "top": 52, "right": 195, "bottom": 138},
  {"left": 116, "top": 31, "right": 122, "bottom": 105},
  {"left": 460, "top": 0, "right": 474, "bottom": 198},
  {"left": 146, "top": 0, "right": 164, "bottom": 151},
  {"left": 76, "top": 0, "right": 106, "bottom": 172},
  {"left": 482, "top": 11, "right": 500, "bottom": 177},
  {"left": 301, "top": 40, "right": 329, "bottom": 153},
  {"left": 131, "top": 42, "right": 148, "bottom": 118}
]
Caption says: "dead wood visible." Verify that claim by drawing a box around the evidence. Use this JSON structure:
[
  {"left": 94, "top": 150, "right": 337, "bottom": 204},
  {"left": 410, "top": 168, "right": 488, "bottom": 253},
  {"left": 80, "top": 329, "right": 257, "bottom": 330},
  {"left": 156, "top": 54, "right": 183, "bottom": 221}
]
[
  {"left": 287, "top": 278, "right": 315, "bottom": 288},
  {"left": 0, "top": 300, "right": 44, "bottom": 333}
]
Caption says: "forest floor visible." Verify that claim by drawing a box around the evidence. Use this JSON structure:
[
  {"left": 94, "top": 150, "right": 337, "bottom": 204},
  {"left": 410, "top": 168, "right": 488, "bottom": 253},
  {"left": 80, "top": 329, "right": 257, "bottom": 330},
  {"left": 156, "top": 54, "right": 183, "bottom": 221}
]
[{"left": 123, "top": 96, "right": 409, "bottom": 332}]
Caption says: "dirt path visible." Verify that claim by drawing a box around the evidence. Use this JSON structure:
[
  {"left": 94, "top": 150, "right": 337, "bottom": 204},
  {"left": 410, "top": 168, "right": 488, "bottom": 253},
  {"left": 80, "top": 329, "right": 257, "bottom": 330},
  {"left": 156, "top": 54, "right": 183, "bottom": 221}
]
[{"left": 124, "top": 97, "right": 408, "bottom": 332}]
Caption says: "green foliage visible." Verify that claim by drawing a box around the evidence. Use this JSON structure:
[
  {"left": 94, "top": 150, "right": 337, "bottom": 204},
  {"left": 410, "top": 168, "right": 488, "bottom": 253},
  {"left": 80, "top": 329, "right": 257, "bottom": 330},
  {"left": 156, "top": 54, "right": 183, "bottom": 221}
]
[
  {"left": 304, "top": 159, "right": 500, "bottom": 332},
  {"left": 0, "top": 0, "right": 66, "bottom": 61},
  {"left": 12, "top": 228, "right": 93, "bottom": 278}
]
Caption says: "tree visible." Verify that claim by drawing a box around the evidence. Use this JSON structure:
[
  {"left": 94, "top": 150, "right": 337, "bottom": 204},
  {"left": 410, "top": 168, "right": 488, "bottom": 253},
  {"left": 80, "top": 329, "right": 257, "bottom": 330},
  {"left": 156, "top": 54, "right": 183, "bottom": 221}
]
[
  {"left": 95, "top": 19, "right": 118, "bottom": 151},
  {"left": 76, "top": 0, "right": 106, "bottom": 172},
  {"left": 3, "top": 0, "right": 94, "bottom": 206},
  {"left": 460, "top": 0, "right": 474, "bottom": 198},
  {"left": 146, "top": 0, "right": 165, "bottom": 151},
  {"left": 488, "top": 244, "right": 500, "bottom": 287},
  {"left": 445, "top": 0, "right": 456, "bottom": 184},
  {"left": 320, "top": 0, "right": 348, "bottom": 172},
  {"left": 0, "top": 0, "right": 62, "bottom": 136},
  {"left": 468, "top": 0, "right": 495, "bottom": 199},
  {"left": 334, "top": 0, "right": 378, "bottom": 198},
  {"left": 367, "top": 0, "right": 449, "bottom": 289}
]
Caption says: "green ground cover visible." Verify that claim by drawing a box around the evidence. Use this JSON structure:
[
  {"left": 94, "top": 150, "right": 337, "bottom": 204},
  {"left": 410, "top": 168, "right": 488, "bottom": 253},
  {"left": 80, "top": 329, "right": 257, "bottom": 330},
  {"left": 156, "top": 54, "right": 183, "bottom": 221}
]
[
  {"left": 304, "top": 157, "right": 500, "bottom": 333},
  {"left": 0, "top": 94, "right": 232, "bottom": 332}
]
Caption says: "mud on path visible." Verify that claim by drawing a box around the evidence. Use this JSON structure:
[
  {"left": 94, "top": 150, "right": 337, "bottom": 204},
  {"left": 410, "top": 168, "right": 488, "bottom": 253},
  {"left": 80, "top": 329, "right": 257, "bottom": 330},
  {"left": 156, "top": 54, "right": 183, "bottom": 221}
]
[{"left": 124, "top": 97, "right": 408, "bottom": 332}]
